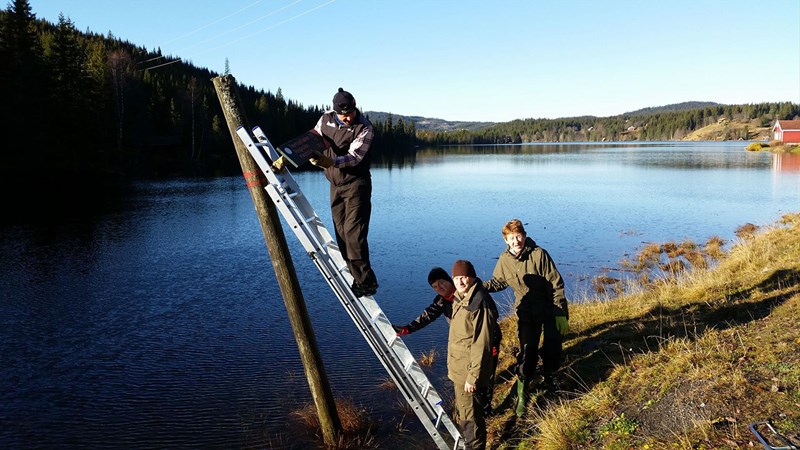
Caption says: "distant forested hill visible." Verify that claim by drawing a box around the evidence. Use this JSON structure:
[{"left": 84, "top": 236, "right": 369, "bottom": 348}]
[
  {"left": 366, "top": 102, "right": 725, "bottom": 133},
  {"left": 365, "top": 111, "right": 494, "bottom": 132},
  {"left": 624, "top": 101, "right": 722, "bottom": 116},
  {"left": 414, "top": 102, "right": 799, "bottom": 145}
]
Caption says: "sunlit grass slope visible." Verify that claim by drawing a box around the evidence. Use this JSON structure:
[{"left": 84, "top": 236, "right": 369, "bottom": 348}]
[{"left": 488, "top": 213, "right": 800, "bottom": 449}]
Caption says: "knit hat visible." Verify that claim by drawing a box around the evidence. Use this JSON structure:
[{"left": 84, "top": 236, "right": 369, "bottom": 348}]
[
  {"left": 427, "top": 267, "right": 452, "bottom": 285},
  {"left": 451, "top": 260, "right": 476, "bottom": 278},
  {"left": 332, "top": 87, "right": 356, "bottom": 114}
]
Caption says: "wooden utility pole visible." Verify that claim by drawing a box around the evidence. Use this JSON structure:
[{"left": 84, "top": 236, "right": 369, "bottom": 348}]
[{"left": 212, "top": 75, "right": 341, "bottom": 444}]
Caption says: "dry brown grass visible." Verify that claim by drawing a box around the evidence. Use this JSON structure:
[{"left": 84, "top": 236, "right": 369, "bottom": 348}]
[
  {"left": 591, "top": 274, "right": 621, "bottom": 295},
  {"left": 735, "top": 222, "right": 758, "bottom": 239},
  {"left": 291, "top": 397, "right": 379, "bottom": 449},
  {"left": 486, "top": 212, "right": 800, "bottom": 449},
  {"left": 418, "top": 348, "right": 437, "bottom": 368},
  {"left": 636, "top": 243, "right": 662, "bottom": 270},
  {"left": 377, "top": 376, "right": 396, "bottom": 390},
  {"left": 704, "top": 235, "right": 726, "bottom": 260}
]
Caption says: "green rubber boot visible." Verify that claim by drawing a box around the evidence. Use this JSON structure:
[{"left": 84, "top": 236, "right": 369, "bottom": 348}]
[{"left": 514, "top": 377, "right": 530, "bottom": 417}]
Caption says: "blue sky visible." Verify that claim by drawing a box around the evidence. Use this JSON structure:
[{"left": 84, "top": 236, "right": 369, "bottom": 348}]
[{"left": 34, "top": 0, "right": 800, "bottom": 122}]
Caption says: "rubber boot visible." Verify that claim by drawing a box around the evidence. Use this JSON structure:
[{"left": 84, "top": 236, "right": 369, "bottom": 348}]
[
  {"left": 541, "top": 373, "right": 558, "bottom": 393},
  {"left": 514, "top": 377, "right": 531, "bottom": 417}
]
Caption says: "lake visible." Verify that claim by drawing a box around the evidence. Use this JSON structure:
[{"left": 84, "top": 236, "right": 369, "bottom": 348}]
[{"left": 1, "top": 142, "right": 798, "bottom": 449}]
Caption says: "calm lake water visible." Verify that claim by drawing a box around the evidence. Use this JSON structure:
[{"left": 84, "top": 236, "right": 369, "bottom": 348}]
[{"left": 2, "top": 142, "right": 799, "bottom": 449}]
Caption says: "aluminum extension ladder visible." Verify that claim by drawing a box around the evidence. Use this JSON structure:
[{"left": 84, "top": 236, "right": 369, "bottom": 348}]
[{"left": 236, "top": 125, "right": 463, "bottom": 450}]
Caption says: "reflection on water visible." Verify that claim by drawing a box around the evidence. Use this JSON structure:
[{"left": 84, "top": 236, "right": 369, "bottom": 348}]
[
  {"left": 773, "top": 151, "right": 800, "bottom": 172},
  {"left": 1, "top": 142, "right": 799, "bottom": 449}
]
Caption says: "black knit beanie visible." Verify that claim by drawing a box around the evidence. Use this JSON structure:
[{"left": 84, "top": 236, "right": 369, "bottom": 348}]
[
  {"left": 332, "top": 87, "right": 356, "bottom": 114},
  {"left": 427, "top": 267, "right": 452, "bottom": 285}
]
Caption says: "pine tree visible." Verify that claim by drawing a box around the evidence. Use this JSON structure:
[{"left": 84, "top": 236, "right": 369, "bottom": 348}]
[{"left": 0, "top": 0, "right": 46, "bottom": 169}]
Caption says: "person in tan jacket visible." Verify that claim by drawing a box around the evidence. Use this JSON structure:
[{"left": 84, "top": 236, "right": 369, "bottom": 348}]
[
  {"left": 393, "top": 267, "right": 502, "bottom": 416},
  {"left": 447, "top": 260, "right": 499, "bottom": 450}
]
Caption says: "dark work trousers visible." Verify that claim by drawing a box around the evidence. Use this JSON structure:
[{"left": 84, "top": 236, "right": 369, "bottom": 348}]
[
  {"left": 329, "top": 177, "right": 377, "bottom": 287},
  {"left": 516, "top": 310, "right": 562, "bottom": 380},
  {"left": 453, "top": 381, "right": 488, "bottom": 450}
]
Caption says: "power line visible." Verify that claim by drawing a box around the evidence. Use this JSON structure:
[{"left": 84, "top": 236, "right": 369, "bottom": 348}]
[
  {"left": 164, "top": 0, "right": 268, "bottom": 44},
  {"left": 141, "top": 58, "right": 182, "bottom": 71},
  {"left": 203, "top": 0, "right": 335, "bottom": 54},
  {"left": 173, "top": 0, "right": 304, "bottom": 55}
]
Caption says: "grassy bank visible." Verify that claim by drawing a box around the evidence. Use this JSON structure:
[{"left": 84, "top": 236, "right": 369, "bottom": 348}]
[
  {"left": 682, "top": 119, "right": 770, "bottom": 141},
  {"left": 747, "top": 140, "right": 800, "bottom": 154},
  {"left": 487, "top": 213, "right": 800, "bottom": 449}
]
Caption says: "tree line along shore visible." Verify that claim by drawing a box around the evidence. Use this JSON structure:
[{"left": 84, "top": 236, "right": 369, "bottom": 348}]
[{"left": 2, "top": 2, "right": 798, "bottom": 188}]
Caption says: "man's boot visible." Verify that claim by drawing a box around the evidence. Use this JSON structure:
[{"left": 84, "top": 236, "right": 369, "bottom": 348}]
[
  {"left": 541, "top": 372, "right": 559, "bottom": 393},
  {"left": 514, "top": 377, "right": 532, "bottom": 417}
]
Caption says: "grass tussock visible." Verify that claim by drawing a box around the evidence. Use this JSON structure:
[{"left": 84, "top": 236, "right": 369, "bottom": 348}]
[
  {"left": 487, "top": 212, "right": 800, "bottom": 449},
  {"left": 291, "top": 397, "right": 379, "bottom": 449},
  {"left": 735, "top": 222, "right": 758, "bottom": 239},
  {"left": 377, "top": 376, "right": 396, "bottom": 390},
  {"left": 419, "top": 348, "right": 437, "bottom": 368}
]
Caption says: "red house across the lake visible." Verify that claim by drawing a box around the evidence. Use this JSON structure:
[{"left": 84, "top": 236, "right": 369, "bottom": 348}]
[{"left": 772, "top": 119, "right": 800, "bottom": 144}]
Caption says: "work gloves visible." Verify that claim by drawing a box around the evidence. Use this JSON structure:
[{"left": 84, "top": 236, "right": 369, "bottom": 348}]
[
  {"left": 555, "top": 316, "right": 569, "bottom": 336},
  {"left": 392, "top": 324, "right": 410, "bottom": 336},
  {"left": 274, "top": 154, "right": 332, "bottom": 171},
  {"left": 271, "top": 155, "right": 286, "bottom": 172},
  {"left": 309, "top": 154, "right": 333, "bottom": 169}
]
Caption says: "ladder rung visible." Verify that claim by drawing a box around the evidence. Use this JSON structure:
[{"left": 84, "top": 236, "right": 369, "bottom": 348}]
[{"left": 421, "top": 383, "right": 431, "bottom": 398}]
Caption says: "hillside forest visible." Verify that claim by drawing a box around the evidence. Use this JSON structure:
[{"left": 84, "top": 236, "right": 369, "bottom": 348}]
[
  {"left": 0, "top": 0, "right": 417, "bottom": 187},
  {"left": 1, "top": 0, "right": 798, "bottom": 192}
]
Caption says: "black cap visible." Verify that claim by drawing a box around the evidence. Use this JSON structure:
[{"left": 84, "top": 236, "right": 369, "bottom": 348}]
[
  {"left": 427, "top": 267, "right": 452, "bottom": 285},
  {"left": 332, "top": 87, "right": 356, "bottom": 114}
]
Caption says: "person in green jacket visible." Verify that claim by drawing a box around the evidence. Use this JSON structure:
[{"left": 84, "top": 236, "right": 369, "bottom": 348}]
[
  {"left": 448, "top": 259, "right": 499, "bottom": 450},
  {"left": 483, "top": 219, "right": 569, "bottom": 416}
]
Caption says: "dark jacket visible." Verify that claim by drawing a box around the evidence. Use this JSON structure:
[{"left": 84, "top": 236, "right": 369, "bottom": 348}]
[
  {"left": 484, "top": 237, "right": 569, "bottom": 319},
  {"left": 406, "top": 294, "right": 454, "bottom": 332},
  {"left": 447, "top": 278, "right": 499, "bottom": 387},
  {"left": 314, "top": 110, "right": 374, "bottom": 186}
]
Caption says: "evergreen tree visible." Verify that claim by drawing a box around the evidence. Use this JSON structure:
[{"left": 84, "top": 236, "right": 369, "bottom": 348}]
[
  {"left": 49, "top": 13, "right": 88, "bottom": 155},
  {"left": 0, "top": 0, "right": 46, "bottom": 169}
]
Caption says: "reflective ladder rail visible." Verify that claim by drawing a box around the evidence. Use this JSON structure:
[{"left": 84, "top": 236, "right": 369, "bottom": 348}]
[{"left": 236, "top": 126, "right": 463, "bottom": 450}]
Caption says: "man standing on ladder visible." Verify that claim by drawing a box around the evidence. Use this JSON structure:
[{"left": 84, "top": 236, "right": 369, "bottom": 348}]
[{"left": 300, "top": 87, "right": 379, "bottom": 298}]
